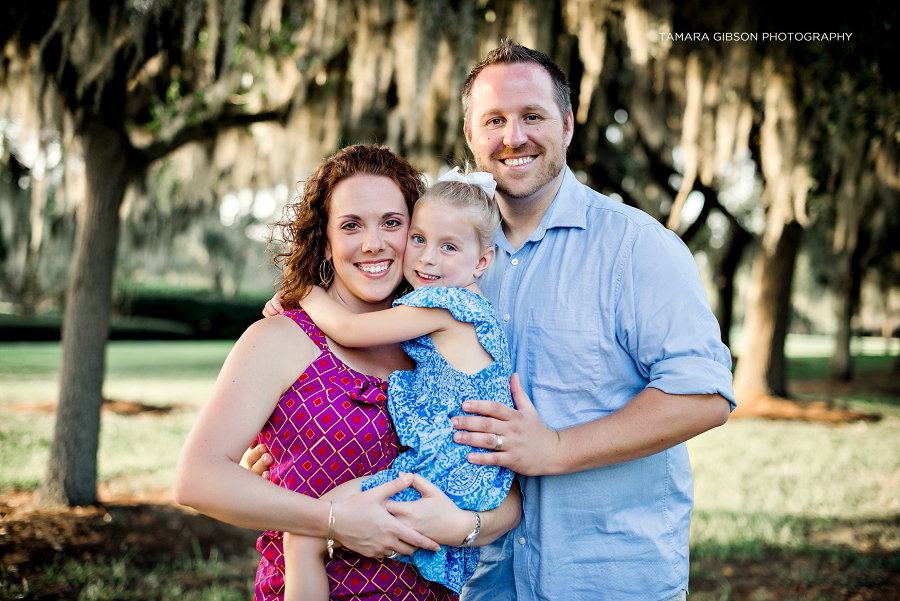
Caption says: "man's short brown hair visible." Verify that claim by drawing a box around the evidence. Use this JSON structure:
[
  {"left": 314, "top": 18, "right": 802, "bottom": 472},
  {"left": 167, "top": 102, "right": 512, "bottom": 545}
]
[{"left": 462, "top": 38, "right": 572, "bottom": 127}]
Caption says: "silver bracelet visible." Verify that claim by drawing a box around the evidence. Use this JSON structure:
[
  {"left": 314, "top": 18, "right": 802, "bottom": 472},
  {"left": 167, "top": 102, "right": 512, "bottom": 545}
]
[
  {"left": 326, "top": 501, "right": 335, "bottom": 558},
  {"left": 461, "top": 511, "right": 481, "bottom": 546}
]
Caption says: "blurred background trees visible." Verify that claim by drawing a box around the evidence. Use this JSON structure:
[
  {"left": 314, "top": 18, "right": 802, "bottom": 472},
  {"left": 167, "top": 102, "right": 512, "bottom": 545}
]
[{"left": 1, "top": 0, "right": 897, "bottom": 506}]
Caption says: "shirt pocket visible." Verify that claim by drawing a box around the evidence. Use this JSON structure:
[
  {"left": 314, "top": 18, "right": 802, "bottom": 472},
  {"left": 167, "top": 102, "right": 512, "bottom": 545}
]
[{"left": 526, "top": 309, "right": 603, "bottom": 392}]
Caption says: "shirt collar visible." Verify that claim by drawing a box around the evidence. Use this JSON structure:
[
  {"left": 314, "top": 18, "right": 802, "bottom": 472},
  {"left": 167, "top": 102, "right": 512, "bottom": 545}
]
[{"left": 494, "top": 166, "right": 587, "bottom": 251}]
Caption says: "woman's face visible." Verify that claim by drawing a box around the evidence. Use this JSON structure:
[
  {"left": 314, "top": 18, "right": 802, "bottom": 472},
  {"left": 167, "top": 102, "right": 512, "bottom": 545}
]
[{"left": 324, "top": 174, "right": 410, "bottom": 312}]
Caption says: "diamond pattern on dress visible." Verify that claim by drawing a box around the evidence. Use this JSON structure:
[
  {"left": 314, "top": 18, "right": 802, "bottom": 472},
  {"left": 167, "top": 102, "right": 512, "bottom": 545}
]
[{"left": 253, "top": 309, "right": 455, "bottom": 601}]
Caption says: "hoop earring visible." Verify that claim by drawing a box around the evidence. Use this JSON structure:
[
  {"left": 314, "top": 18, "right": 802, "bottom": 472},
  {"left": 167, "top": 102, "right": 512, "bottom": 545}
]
[{"left": 319, "top": 259, "right": 334, "bottom": 287}]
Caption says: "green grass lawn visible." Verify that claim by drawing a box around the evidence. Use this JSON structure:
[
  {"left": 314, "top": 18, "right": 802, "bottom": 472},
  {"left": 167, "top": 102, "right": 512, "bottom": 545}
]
[
  {"left": 0, "top": 340, "right": 234, "bottom": 492},
  {"left": 1, "top": 337, "right": 899, "bottom": 599}
]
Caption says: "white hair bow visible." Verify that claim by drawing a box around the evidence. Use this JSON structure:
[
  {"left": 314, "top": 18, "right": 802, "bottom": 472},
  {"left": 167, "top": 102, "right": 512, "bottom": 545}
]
[{"left": 437, "top": 166, "right": 497, "bottom": 199}]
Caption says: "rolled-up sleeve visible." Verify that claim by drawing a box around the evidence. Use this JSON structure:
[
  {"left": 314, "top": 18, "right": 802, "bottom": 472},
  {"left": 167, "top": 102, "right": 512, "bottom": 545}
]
[{"left": 615, "top": 223, "right": 736, "bottom": 407}]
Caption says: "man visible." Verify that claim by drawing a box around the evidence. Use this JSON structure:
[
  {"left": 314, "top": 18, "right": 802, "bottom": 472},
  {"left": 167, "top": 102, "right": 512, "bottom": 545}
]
[{"left": 447, "top": 40, "right": 734, "bottom": 601}]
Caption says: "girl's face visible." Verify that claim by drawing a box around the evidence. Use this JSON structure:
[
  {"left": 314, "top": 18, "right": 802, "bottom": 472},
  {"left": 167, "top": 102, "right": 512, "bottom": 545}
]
[
  {"left": 325, "top": 174, "right": 410, "bottom": 311},
  {"left": 402, "top": 199, "right": 493, "bottom": 290}
]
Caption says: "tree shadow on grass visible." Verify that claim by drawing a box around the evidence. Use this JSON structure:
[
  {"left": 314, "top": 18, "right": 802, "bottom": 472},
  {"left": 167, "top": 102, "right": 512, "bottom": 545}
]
[{"left": 690, "top": 515, "right": 900, "bottom": 600}]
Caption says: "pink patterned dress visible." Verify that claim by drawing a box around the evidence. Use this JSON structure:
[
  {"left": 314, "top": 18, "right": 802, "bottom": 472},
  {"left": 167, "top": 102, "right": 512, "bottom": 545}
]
[{"left": 253, "top": 309, "right": 456, "bottom": 601}]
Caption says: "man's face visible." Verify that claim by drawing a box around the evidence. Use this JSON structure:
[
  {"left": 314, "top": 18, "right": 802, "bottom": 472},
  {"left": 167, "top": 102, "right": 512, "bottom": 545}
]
[{"left": 464, "top": 62, "right": 574, "bottom": 206}]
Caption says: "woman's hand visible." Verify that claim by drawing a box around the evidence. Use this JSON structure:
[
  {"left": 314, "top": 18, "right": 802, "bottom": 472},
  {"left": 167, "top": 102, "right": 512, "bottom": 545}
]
[
  {"left": 262, "top": 293, "right": 285, "bottom": 317},
  {"left": 386, "top": 475, "right": 521, "bottom": 548},
  {"left": 332, "top": 475, "right": 441, "bottom": 558},
  {"left": 385, "top": 475, "right": 473, "bottom": 547}
]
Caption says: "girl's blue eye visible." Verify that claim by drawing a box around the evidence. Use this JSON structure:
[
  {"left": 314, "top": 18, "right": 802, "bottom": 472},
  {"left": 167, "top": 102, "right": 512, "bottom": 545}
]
[
  {"left": 412, "top": 234, "right": 425, "bottom": 244},
  {"left": 441, "top": 244, "right": 457, "bottom": 252}
]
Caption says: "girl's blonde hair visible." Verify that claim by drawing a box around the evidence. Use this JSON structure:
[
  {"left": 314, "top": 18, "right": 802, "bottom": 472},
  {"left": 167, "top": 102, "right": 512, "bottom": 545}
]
[{"left": 419, "top": 180, "right": 500, "bottom": 249}]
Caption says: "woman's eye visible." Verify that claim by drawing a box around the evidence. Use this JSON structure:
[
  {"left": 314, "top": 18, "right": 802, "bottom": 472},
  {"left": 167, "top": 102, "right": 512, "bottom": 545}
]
[
  {"left": 341, "top": 222, "right": 360, "bottom": 231},
  {"left": 384, "top": 218, "right": 402, "bottom": 228}
]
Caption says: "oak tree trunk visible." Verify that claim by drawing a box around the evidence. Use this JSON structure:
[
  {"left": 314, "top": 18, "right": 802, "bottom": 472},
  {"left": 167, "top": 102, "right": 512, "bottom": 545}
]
[
  {"left": 829, "top": 250, "right": 862, "bottom": 381},
  {"left": 732, "top": 221, "right": 803, "bottom": 399},
  {"left": 714, "top": 222, "right": 751, "bottom": 349},
  {"left": 36, "top": 120, "right": 132, "bottom": 507}
]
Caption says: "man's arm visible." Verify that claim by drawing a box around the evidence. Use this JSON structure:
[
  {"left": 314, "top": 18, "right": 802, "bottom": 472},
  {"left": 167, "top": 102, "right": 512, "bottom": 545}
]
[{"left": 452, "top": 373, "right": 730, "bottom": 476}]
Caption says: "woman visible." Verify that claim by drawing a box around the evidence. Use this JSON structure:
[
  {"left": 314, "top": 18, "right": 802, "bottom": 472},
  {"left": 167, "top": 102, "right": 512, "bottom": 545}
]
[{"left": 173, "top": 144, "right": 520, "bottom": 601}]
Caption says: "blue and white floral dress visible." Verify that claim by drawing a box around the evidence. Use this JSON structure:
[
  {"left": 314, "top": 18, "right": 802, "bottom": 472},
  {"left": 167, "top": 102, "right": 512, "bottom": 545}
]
[{"left": 361, "top": 286, "right": 515, "bottom": 594}]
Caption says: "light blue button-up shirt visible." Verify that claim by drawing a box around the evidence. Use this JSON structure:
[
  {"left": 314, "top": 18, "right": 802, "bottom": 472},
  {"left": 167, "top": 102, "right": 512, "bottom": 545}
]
[{"left": 462, "top": 167, "right": 735, "bottom": 601}]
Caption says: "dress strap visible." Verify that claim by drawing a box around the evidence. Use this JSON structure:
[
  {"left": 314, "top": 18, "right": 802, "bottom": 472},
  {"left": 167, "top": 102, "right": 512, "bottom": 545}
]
[{"left": 281, "top": 308, "right": 329, "bottom": 351}]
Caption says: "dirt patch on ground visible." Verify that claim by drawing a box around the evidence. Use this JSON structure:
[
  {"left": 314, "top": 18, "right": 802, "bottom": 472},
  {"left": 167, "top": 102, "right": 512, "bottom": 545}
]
[
  {"left": 730, "top": 369, "right": 899, "bottom": 423},
  {"left": 5, "top": 399, "right": 185, "bottom": 415},
  {"left": 691, "top": 552, "right": 900, "bottom": 600},
  {"left": 0, "top": 489, "right": 257, "bottom": 570},
  {"left": 0, "top": 487, "right": 259, "bottom": 598},
  {"left": 730, "top": 395, "right": 883, "bottom": 422}
]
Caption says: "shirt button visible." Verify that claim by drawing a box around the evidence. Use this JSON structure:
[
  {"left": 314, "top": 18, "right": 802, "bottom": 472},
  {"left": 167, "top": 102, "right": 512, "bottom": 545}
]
[
  {"left": 518, "top": 537, "right": 526, "bottom": 545},
  {"left": 511, "top": 258, "right": 519, "bottom": 266},
  {"left": 503, "top": 314, "right": 510, "bottom": 322}
]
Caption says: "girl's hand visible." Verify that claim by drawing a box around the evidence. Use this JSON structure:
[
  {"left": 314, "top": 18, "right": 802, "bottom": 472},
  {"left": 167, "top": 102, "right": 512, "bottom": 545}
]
[
  {"left": 262, "top": 293, "right": 285, "bottom": 317},
  {"left": 242, "top": 444, "right": 272, "bottom": 479},
  {"left": 333, "top": 474, "right": 441, "bottom": 558},
  {"left": 385, "top": 474, "right": 473, "bottom": 547}
]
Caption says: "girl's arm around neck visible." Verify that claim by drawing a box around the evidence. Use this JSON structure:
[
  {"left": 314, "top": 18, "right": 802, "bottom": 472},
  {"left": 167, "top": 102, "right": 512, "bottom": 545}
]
[{"left": 301, "top": 285, "right": 456, "bottom": 347}]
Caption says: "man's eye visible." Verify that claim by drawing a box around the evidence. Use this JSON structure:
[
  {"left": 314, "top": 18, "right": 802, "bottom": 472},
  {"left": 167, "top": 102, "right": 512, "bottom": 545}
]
[{"left": 487, "top": 118, "right": 503, "bottom": 127}]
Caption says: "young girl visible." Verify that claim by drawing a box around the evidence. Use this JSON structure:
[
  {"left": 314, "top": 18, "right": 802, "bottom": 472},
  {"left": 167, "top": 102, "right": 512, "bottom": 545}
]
[{"left": 282, "top": 167, "right": 515, "bottom": 600}]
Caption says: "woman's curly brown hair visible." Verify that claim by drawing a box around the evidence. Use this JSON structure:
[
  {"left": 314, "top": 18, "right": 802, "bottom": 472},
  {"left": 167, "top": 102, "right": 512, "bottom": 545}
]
[{"left": 271, "top": 145, "right": 426, "bottom": 308}]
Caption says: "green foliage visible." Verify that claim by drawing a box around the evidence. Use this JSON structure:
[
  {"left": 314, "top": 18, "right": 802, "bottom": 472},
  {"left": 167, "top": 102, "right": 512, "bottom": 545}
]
[
  {"left": 118, "top": 290, "right": 267, "bottom": 339},
  {"left": 0, "top": 287, "right": 272, "bottom": 341}
]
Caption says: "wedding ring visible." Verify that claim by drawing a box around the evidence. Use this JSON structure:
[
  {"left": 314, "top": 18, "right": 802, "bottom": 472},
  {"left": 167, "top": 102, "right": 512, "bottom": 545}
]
[
  {"left": 493, "top": 434, "right": 504, "bottom": 451},
  {"left": 387, "top": 550, "right": 400, "bottom": 560}
]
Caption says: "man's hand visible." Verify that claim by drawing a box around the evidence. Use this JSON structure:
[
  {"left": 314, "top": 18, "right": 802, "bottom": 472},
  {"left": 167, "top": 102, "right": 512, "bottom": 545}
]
[
  {"left": 262, "top": 293, "right": 285, "bottom": 317},
  {"left": 451, "top": 373, "right": 562, "bottom": 477}
]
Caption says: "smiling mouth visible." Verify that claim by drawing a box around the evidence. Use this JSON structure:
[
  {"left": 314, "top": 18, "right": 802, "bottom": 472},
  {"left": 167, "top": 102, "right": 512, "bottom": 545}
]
[
  {"left": 415, "top": 271, "right": 440, "bottom": 281},
  {"left": 357, "top": 260, "right": 391, "bottom": 275},
  {"left": 500, "top": 156, "right": 536, "bottom": 167}
]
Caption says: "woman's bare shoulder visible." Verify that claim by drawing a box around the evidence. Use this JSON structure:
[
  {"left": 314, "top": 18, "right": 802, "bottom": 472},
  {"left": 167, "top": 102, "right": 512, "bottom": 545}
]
[{"left": 237, "top": 314, "right": 322, "bottom": 367}]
